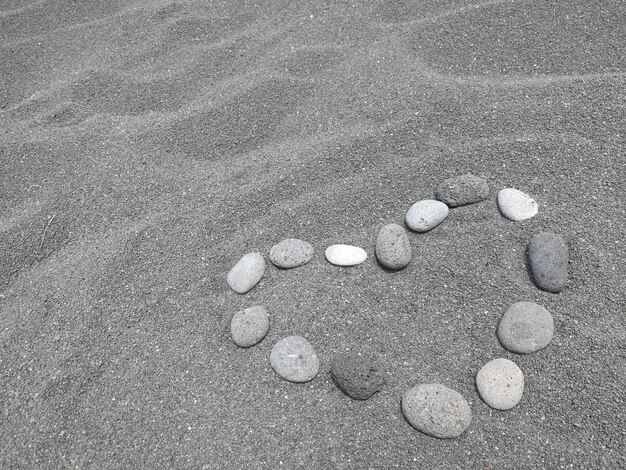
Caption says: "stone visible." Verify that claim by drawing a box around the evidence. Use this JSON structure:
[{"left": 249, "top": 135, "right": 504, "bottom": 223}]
[
  {"left": 497, "top": 188, "right": 538, "bottom": 221},
  {"left": 227, "top": 252, "right": 266, "bottom": 294},
  {"left": 375, "top": 223, "right": 412, "bottom": 270},
  {"left": 325, "top": 244, "right": 367, "bottom": 266},
  {"left": 270, "top": 336, "right": 319, "bottom": 383},
  {"left": 405, "top": 199, "right": 449, "bottom": 232},
  {"left": 330, "top": 353, "right": 384, "bottom": 400},
  {"left": 498, "top": 301, "right": 554, "bottom": 354},
  {"left": 269, "top": 238, "right": 314, "bottom": 269},
  {"left": 476, "top": 358, "right": 524, "bottom": 410},
  {"left": 527, "top": 232, "right": 569, "bottom": 293},
  {"left": 436, "top": 174, "right": 489, "bottom": 207},
  {"left": 230, "top": 306, "right": 270, "bottom": 348},
  {"left": 401, "top": 383, "right": 472, "bottom": 439}
]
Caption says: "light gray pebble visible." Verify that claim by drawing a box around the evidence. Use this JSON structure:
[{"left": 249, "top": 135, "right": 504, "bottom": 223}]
[
  {"left": 230, "top": 306, "right": 270, "bottom": 348},
  {"left": 497, "top": 188, "right": 538, "bottom": 221},
  {"left": 436, "top": 174, "right": 489, "bottom": 207},
  {"left": 269, "top": 238, "right": 314, "bottom": 269},
  {"left": 227, "top": 252, "right": 266, "bottom": 294},
  {"left": 402, "top": 383, "right": 472, "bottom": 439},
  {"left": 476, "top": 358, "right": 524, "bottom": 410},
  {"left": 325, "top": 244, "right": 367, "bottom": 266},
  {"left": 270, "top": 336, "right": 319, "bottom": 383},
  {"left": 498, "top": 301, "right": 554, "bottom": 354},
  {"left": 376, "top": 223, "right": 412, "bottom": 270},
  {"left": 405, "top": 199, "right": 449, "bottom": 232},
  {"left": 527, "top": 232, "right": 569, "bottom": 293}
]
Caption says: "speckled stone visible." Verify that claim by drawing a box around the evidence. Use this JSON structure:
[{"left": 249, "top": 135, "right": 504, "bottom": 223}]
[
  {"left": 375, "top": 223, "right": 412, "bottom": 270},
  {"left": 227, "top": 252, "right": 266, "bottom": 294},
  {"left": 497, "top": 188, "right": 538, "bottom": 221},
  {"left": 269, "top": 238, "right": 314, "bottom": 269},
  {"left": 325, "top": 244, "right": 367, "bottom": 267},
  {"left": 436, "top": 174, "right": 489, "bottom": 207},
  {"left": 405, "top": 199, "right": 449, "bottom": 232},
  {"left": 498, "top": 302, "right": 554, "bottom": 354},
  {"left": 230, "top": 306, "right": 270, "bottom": 348},
  {"left": 402, "top": 383, "right": 472, "bottom": 439},
  {"left": 527, "top": 232, "right": 569, "bottom": 293},
  {"left": 270, "top": 336, "right": 319, "bottom": 383},
  {"left": 330, "top": 353, "right": 384, "bottom": 400},
  {"left": 476, "top": 358, "right": 524, "bottom": 410}
]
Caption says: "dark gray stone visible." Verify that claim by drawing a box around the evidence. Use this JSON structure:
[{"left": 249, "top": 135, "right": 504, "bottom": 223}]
[
  {"left": 498, "top": 302, "right": 554, "bottom": 354},
  {"left": 435, "top": 174, "right": 489, "bottom": 207},
  {"left": 375, "top": 223, "right": 412, "bottom": 270},
  {"left": 330, "top": 353, "right": 384, "bottom": 400},
  {"left": 527, "top": 232, "right": 569, "bottom": 293},
  {"left": 269, "top": 238, "right": 314, "bottom": 269}
]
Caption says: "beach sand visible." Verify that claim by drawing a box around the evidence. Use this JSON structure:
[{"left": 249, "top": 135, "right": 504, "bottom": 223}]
[{"left": 1, "top": 0, "right": 624, "bottom": 468}]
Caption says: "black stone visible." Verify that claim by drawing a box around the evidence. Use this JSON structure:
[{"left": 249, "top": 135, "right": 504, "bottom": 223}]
[
  {"left": 435, "top": 174, "right": 489, "bottom": 207},
  {"left": 527, "top": 232, "right": 569, "bottom": 293},
  {"left": 330, "top": 353, "right": 384, "bottom": 400}
]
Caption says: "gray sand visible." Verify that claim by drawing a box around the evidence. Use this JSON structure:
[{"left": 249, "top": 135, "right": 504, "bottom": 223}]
[{"left": 1, "top": 0, "right": 624, "bottom": 468}]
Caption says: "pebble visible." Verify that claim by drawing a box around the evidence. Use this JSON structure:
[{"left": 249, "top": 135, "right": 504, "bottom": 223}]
[
  {"left": 325, "top": 244, "right": 367, "bottom": 267},
  {"left": 269, "top": 238, "right": 314, "bottom": 269},
  {"left": 270, "top": 336, "right": 319, "bottom": 383},
  {"left": 227, "top": 252, "right": 266, "bottom": 294},
  {"left": 497, "top": 188, "right": 538, "bottom": 221},
  {"left": 230, "top": 306, "right": 270, "bottom": 348},
  {"left": 527, "top": 232, "right": 569, "bottom": 293},
  {"left": 476, "top": 358, "right": 524, "bottom": 410},
  {"left": 405, "top": 199, "right": 449, "bottom": 232},
  {"left": 375, "top": 223, "right": 412, "bottom": 270},
  {"left": 330, "top": 353, "right": 384, "bottom": 400},
  {"left": 436, "top": 174, "right": 489, "bottom": 207},
  {"left": 401, "top": 383, "right": 472, "bottom": 439},
  {"left": 498, "top": 301, "right": 554, "bottom": 354}
]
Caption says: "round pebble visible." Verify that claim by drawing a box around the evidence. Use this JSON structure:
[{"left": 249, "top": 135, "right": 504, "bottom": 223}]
[
  {"left": 230, "top": 306, "right": 270, "bottom": 348},
  {"left": 476, "top": 358, "right": 524, "bottom": 410},
  {"left": 227, "top": 252, "right": 266, "bottom": 294},
  {"left": 497, "top": 188, "right": 538, "bottom": 221},
  {"left": 270, "top": 336, "right": 319, "bottom": 383},
  {"left": 269, "top": 238, "right": 314, "bottom": 269},
  {"left": 325, "top": 244, "right": 367, "bottom": 267},
  {"left": 498, "top": 302, "right": 554, "bottom": 354},
  {"left": 330, "top": 353, "right": 384, "bottom": 400},
  {"left": 436, "top": 174, "right": 489, "bottom": 207},
  {"left": 527, "top": 232, "right": 569, "bottom": 293},
  {"left": 405, "top": 199, "right": 449, "bottom": 232},
  {"left": 375, "top": 223, "right": 412, "bottom": 270},
  {"left": 401, "top": 383, "right": 472, "bottom": 439}
]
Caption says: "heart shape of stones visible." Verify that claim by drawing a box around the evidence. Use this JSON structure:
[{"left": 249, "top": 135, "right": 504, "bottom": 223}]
[{"left": 226, "top": 174, "right": 567, "bottom": 439}]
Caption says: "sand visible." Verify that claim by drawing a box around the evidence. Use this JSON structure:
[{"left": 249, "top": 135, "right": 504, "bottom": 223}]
[{"left": 1, "top": 0, "right": 624, "bottom": 468}]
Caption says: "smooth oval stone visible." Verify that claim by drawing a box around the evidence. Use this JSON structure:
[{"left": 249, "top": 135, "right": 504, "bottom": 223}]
[
  {"left": 330, "top": 353, "right": 384, "bottom": 400},
  {"left": 325, "top": 244, "right": 367, "bottom": 267},
  {"left": 375, "top": 223, "right": 412, "bottom": 270},
  {"left": 405, "top": 199, "right": 449, "bottom": 232},
  {"left": 401, "top": 383, "right": 472, "bottom": 439},
  {"left": 227, "top": 252, "right": 266, "bottom": 294},
  {"left": 527, "top": 232, "right": 569, "bottom": 293},
  {"left": 436, "top": 174, "right": 489, "bottom": 207},
  {"left": 498, "top": 302, "right": 554, "bottom": 354},
  {"left": 270, "top": 336, "right": 319, "bottom": 383},
  {"left": 497, "top": 188, "right": 538, "bottom": 221},
  {"left": 476, "top": 358, "right": 524, "bottom": 410},
  {"left": 230, "top": 306, "right": 270, "bottom": 348},
  {"left": 269, "top": 238, "right": 314, "bottom": 269}
]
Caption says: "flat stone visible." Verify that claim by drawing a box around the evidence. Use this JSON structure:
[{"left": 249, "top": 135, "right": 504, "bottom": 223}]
[
  {"left": 227, "top": 252, "right": 266, "bottom": 294},
  {"left": 527, "top": 232, "right": 569, "bottom": 293},
  {"left": 476, "top": 358, "right": 524, "bottom": 410},
  {"left": 436, "top": 174, "right": 489, "bottom": 207},
  {"left": 230, "top": 306, "right": 270, "bottom": 348},
  {"left": 269, "top": 238, "right": 314, "bottom": 269},
  {"left": 375, "top": 223, "right": 412, "bottom": 270},
  {"left": 401, "top": 383, "right": 472, "bottom": 439},
  {"left": 325, "top": 244, "right": 367, "bottom": 267},
  {"left": 405, "top": 199, "right": 449, "bottom": 232},
  {"left": 270, "top": 336, "right": 319, "bottom": 383},
  {"left": 330, "top": 353, "right": 384, "bottom": 400},
  {"left": 498, "top": 301, "right": 554, "bottom": 354},
  {"left": 498, "top": 188, "right": 538, "bottom": 221}
]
